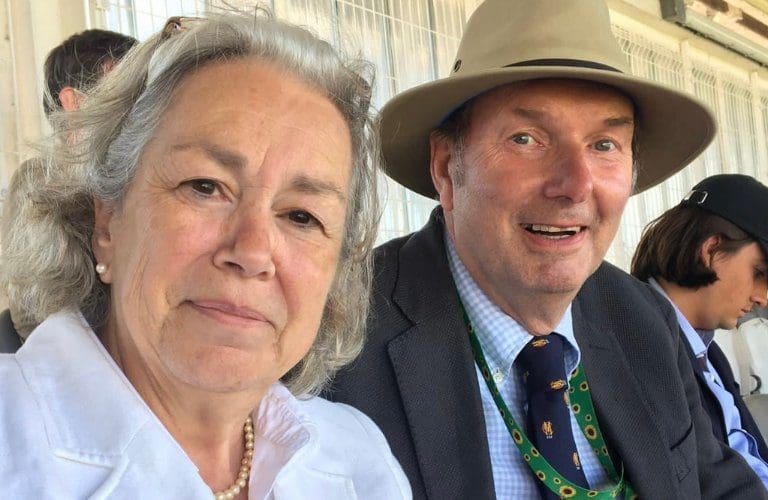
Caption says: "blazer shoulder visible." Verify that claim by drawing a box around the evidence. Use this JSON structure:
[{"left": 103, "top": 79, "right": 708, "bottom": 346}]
[{"left": 587, "top": 263, "right": 672, "bottom": 307}]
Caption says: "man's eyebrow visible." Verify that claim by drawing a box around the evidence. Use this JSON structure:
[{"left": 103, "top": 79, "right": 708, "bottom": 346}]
[
  {"left": 171, "top": 142, "right": 246, "bottom": 170},
  {"left": 512, "top": 107, "right": 544, "bottom": 120},
  {"left": 512, "top": 108, "right": 634, "bottom": 128},
  {"left": 291, "top": 174, "right": 347, "bottom": 202},
  {"left": 604, "top": 116, "right": 634, "bottom": 128}
]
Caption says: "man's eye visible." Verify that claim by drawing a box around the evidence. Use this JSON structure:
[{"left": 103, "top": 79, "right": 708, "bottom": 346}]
[
  {"left": 187, "top": 179, "right": 218, "bottom": 196},
  {"left": 510, "top": 134, "right": 533, "bottom": 145},
  {"left": 594, "top": 140, "right": 617, "bottom": 152}
]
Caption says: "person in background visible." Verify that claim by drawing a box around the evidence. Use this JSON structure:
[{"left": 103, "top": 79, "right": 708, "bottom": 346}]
[
  {"left": 42, "top": 28, "right": 137, "bottom": 116},
  {"left": 327, "top": 0, "right": 766, "bottom": 498},
  {"left": 0, "top": 12, "right": 410, "bottom": 499},
  {"left": 632, "top": 173, "right": 768, "bottom": 486},
  {"left": 0, "top": 29, "right": 137, "bottom": 351}
]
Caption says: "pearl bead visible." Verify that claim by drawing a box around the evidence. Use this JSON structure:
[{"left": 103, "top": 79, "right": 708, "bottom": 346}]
[{"left": 213, "top": 416, "right": 254, "bottom": 498}]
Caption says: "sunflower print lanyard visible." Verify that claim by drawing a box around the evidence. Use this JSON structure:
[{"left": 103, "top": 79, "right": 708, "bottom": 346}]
[{"left": 459, "top": 299, "right": 637, "bottom": 499}]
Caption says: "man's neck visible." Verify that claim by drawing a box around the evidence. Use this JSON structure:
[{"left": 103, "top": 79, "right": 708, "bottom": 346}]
[
  {"left": 483, "top": 284, "right": 574, "bottom": 336},
  {"left": 656, "top": 277, "right": 711, "bottom": 330}
]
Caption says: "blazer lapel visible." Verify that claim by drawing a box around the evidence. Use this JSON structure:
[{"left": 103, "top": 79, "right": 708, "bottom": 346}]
[
  {"left": 387, "top": 211, "right": 496, "bottom": 500},
  {"left": 572, "top": 299, "right": 679, "bottom": 498}
]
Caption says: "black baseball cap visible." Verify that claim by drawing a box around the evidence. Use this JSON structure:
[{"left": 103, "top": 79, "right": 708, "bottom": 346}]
[{"left": 680, "top": 174, "right": 768, "bottom": 259}]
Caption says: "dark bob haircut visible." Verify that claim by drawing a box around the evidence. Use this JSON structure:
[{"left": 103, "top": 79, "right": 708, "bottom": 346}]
[
  {"left": 43, "top": 29, "right": 137, "bottom": 116},
  {"left": 631, "top": 204, "right": 754, "bottom": 288}
]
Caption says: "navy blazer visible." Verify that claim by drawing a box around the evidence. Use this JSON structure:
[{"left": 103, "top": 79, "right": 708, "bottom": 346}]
[
  {"left": 327, "top": 209, "right": 765, "bottom": 500},
  {"left": 0, "top": 309, "right": 21, "bottom": 354},
  {"left": 686, "top": 338, "right": 768, "bottom": 461}
]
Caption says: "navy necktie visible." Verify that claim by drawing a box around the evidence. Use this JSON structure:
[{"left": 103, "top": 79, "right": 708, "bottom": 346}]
[{"left": 518, "top": 333, "right": 589, "bottom": 498}]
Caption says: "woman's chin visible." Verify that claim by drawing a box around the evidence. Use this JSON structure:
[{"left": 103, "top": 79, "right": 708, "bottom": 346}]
[{"left": 162, "top": 345, "right": 279, "bottom": 394}]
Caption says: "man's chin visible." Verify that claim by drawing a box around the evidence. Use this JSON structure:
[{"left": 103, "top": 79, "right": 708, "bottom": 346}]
[{"left": 531, "top": 264, "right": 597, "bottom": 295}]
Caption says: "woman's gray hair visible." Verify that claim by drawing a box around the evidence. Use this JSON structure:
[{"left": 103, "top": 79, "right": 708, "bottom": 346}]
[{"left": 1, "top": 9, "right": 378, "bottom": 396}]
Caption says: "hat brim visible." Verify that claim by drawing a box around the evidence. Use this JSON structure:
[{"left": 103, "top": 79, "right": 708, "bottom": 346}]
[{"left": 380, "top": 66, "right": 717, "bottom": 198}]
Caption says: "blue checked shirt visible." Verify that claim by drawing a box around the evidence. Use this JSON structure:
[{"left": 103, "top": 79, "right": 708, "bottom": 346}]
[{"left": 445, "top": 234, "right": 612, "bottom": 498}]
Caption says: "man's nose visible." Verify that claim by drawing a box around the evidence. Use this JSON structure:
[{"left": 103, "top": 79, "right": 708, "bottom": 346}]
[{"left": 542, "top": 146, "right": 594, "bottom": 203}]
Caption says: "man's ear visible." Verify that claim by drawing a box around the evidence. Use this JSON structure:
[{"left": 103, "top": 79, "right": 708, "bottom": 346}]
[
  {"left": 699, "top": 234, "right": 722, "bottom": 269},
  {"left": 92, "top": 199, "right": 115, "bottom": 283},
  {"left": 429, "top": 131, "right": 456, "bottom": 212},
  {"left": 58, "top": 86, "right": 82, "bottom": 112}
]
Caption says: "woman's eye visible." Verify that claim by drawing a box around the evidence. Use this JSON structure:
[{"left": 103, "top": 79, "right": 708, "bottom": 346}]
[
  {"left": 186, "top": 179, "right": 219, "bottom": 196},
  {"left": 288, "top": 210, "right": 320, "bottom": 228},
  {"left": 594, "top": 140, "right": 617, "bottom": 152},
  {"left": 510, "top": 134, "right": 533, "bottom": 145}
]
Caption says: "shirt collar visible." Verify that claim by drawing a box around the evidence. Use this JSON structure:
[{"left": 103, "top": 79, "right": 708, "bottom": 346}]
[
  {"left": 444, "top": 231, "right": 581, "bottom": 376},
  {"left": 648, "top": 277, "right": 714, "bottom": 356},
  {"left": 17, "top": 310, "right": 312, "bottom": 469}
]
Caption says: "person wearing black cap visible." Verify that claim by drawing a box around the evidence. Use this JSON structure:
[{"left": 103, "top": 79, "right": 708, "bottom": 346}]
[
  {"left": 632, "top": 173, "right": 768, "bottom": 486},
  {"left": 328, "top": 0, "right": 766, "bottom": 498}
]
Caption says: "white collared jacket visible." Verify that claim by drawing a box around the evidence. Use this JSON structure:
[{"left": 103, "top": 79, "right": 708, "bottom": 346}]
[{"left": 0, "top": 310, "right": 411, "bottom": 499}]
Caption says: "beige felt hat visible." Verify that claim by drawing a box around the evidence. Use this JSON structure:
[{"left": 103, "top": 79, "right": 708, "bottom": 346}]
[{"left": 380, "top": 0, "right": 717, "bottom": 198}]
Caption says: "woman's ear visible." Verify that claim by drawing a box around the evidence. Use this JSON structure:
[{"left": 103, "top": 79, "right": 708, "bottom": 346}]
[
  {"left": 699, "top": 234, "right": 722, "bottom": 270},
  {"left": 92, "top": 199, "right": 115, "bottom": 283}
]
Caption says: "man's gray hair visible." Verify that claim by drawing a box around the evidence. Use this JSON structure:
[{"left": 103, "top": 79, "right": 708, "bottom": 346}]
[{"left": 0, "top": 10, "right": 378, "bottom": 396}]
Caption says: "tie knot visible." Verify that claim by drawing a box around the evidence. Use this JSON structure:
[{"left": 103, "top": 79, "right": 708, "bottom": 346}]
[{"left": 518, "top": 333, "right": 568, "bottom": 393}]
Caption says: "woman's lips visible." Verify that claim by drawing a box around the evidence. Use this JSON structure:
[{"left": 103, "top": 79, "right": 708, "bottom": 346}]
[{"left": 188, "top": 300, "right": 269, "bottom": 326}]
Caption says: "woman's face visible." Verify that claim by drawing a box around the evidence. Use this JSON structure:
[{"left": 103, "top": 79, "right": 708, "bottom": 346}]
[{"left": 93, "top": 59, "right": 352, "bottom": 396}]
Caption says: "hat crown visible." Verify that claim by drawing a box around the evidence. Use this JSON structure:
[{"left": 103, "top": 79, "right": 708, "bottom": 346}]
[{"left": 452, "top": 0, "right": 629, "bottom": 76}]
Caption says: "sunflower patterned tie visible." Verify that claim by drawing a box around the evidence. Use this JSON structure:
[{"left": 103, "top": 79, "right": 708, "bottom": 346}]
[{"left": 518, "top": 333, "right": 589, "bottom": 498}]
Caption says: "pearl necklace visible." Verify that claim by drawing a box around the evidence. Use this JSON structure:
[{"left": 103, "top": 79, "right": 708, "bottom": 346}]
[{"left": 214, "top": 416, "right": 254, "bottom": 500}]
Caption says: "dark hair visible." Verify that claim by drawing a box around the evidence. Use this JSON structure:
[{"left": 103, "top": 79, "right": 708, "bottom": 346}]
[
  {"left": 631, "top": 204, "right": 754, "bottom": 288},
  {"left": 43, "top": 29, "right": 137, "bottom": 116}
]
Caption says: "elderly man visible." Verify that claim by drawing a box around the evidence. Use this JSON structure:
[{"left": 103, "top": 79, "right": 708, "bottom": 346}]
[
  {"left": 328, "top": 1, "right": 766, "bottom": 498},
  {"left": 632, "top": 174, "right": 768, "bottom": 485}
]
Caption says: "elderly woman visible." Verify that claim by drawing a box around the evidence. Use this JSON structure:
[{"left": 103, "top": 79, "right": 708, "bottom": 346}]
[{"left": 0, "top": 11, "right": 410, "bottom": 499}]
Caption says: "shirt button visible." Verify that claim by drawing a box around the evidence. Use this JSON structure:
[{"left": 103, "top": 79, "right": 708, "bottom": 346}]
[{"left": 493, "top": 369, "right": 504, "bottom": 384}]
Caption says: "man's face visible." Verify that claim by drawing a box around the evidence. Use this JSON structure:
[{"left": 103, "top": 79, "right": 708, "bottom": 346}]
[
  {"left": 696, "top": 241, "right": 768, "bottom": 330},
  {"left": 431, "top": 79, "right": 635, "bottom": 325}
]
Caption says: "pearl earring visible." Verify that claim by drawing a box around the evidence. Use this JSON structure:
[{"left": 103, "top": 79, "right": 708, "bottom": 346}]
[{"left": 95, "top": 263, "right": 107, "bottom": 275}]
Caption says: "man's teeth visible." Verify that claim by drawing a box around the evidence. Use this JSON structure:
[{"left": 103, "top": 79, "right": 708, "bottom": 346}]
[{"left": 524, "top": 224, "right": 582, "bottom": 238}]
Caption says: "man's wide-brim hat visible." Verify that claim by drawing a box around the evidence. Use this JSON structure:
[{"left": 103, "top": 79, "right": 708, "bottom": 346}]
[{"left": 380, "top": 0, "right": 717, "bottom": 198}]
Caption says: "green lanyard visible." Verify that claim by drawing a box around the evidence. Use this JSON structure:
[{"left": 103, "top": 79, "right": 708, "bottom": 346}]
[{"left": 460, "top": 302, "right": 637, "bottom": 499}]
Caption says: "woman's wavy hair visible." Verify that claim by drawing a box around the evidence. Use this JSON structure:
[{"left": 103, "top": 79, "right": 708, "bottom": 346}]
[{"left": 0, "top": 9, "right": 379, "bottom": 396}]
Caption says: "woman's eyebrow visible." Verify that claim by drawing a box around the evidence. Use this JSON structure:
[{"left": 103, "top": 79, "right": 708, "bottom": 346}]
[
  {"left": 290, "top": 174, "right": 346, "bottom": 202},
  {"left": 171, "top": 142, "right": 247, "bottom": 170}
]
